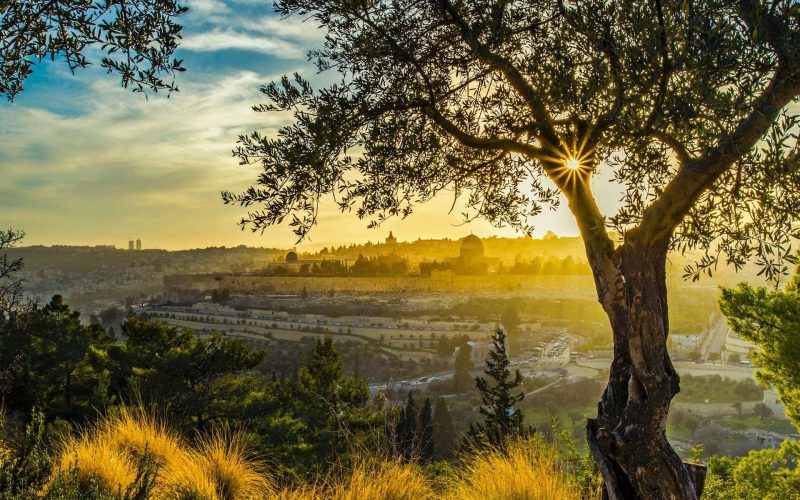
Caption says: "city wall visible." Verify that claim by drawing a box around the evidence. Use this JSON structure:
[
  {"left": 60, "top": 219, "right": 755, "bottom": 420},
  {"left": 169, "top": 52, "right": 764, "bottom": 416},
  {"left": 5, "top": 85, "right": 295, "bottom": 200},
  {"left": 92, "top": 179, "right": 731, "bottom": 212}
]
[{"left": 164, "top": 272, "right": 598, "bottom": 297}]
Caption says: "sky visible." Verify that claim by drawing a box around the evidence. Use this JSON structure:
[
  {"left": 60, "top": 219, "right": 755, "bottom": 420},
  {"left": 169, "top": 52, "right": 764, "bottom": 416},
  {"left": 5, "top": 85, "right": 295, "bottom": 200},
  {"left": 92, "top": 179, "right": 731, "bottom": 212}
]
[{"left": 0, "top": 0, "right": 622, "bottom": 251}]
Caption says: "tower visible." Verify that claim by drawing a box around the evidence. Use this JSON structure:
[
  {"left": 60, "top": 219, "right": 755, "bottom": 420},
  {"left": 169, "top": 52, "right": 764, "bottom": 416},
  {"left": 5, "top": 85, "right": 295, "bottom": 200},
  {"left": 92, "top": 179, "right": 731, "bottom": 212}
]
[
  {"left": 386, "top": 231, "right": 397, "bottom": 246},
  {"left": 128, "top": 240, "right": 135, "bottom": 251},
  {"left": 136, "top": 238, "right": 142, "bottom": 251}
]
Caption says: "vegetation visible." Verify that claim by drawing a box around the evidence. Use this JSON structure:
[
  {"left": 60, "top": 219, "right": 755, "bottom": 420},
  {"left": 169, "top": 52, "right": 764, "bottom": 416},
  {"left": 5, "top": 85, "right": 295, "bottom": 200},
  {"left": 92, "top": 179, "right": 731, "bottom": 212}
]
[
  {"left": 1, "top": 406, "right": 598, "bottom": 499},
  {"left": 473, "top": 329, "right": 526, "bottom": 447},
  {"left": 720, "top": 264, "right": 800, "bottom": 430},
  {"left": 675, "top": 374, "right": 763, "bottom": 404},
  {"left": 226, "top": 0, "right": 800, "bottom": 494},
  {"left": 5, "top": 0, "right": 800, "bottom": 495},
  {"left": 0, "top": 1, "right": 186, "bottom": 100},
  {"left": 0, "top": 297, "right": 389, "bottom": 483},
  {"left": 703, "top": 441, "right": 800, "bottom": 499},
  {"left": 443, "top": 437, "right": 593, "bottom": 500},
  {"left": 452, "top": 342, "right": 474, "bottom": 393},
  {"left": 0, "top": 229, "right": 24, "bottom": 313},
  {"left": 0, "top": 282, "right": 797, "bottom": 499},
  {"left": 0, "top": 295, "right": 114, "bottom": 422}
]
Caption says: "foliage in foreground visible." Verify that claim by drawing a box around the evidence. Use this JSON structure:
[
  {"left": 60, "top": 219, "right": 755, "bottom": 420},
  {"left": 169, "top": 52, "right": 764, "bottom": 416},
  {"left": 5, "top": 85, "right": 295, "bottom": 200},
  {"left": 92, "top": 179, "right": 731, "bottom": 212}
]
[
  {"left": 703, "top": 441, "right": 800, "bottom": 500},
  {"left": 720, "top": 264, "right": 800, "bottom": 430},
  {"left": 0, "top": 301, "right": 389, "bottom": 481},
  {"left": 1, "top": 407, "right": 597, "bottom": 499}
]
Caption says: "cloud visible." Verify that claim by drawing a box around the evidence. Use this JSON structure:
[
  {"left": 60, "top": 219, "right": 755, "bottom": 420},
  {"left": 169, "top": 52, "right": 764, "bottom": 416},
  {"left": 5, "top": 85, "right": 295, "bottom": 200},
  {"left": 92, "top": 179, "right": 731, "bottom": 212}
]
[
  {"left": 187, "top": 0, "right": 230, "bottom": 14},
  {"left": 181, "top": 29, "right": 309, "bottom": 58},
  {"left": 0, "top": 65, "right": 306, "bottom": 248},
  {"left": 240, "top": 16, "right": 328, "bottom": 42}
]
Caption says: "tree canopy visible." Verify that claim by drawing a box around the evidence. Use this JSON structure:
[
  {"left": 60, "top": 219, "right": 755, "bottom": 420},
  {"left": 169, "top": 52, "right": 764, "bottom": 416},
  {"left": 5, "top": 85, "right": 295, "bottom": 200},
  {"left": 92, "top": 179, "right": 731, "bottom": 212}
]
[
  {"left": 0, "top": 229, "right": 24, "bottom": 313},
  {"left": 0, "top": 295, "right": 114, "bottom": 421},
  {"left": 226, "top": 0, "right": 800, "bottom": 281},
  {"left": 720, "top": 264, "right": 800, "bottom": 431},
  {"left": 223, "top": 2, "right": 800, "bottom": 495},
  {"left": 0, "top": 0, "right": 187, "bottom": 100}
]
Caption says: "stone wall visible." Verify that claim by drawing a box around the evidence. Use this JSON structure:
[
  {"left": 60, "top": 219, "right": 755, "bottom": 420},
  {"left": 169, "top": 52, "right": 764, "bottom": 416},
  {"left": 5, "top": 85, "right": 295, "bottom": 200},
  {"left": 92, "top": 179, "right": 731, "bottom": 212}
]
[{"left": 164, "top": 273, "right": 597, "bottom": 296}]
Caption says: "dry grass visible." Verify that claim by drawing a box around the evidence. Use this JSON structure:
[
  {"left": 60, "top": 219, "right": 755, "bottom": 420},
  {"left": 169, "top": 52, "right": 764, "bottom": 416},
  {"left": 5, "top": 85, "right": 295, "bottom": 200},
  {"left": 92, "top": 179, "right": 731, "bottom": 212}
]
[
  {"left": 328, "top": 460, "right": 434, "bottom": 500},
  {"left": 47, "top": 408, "right": 271, "bottom": 499},
  {"left": 45, "top": 408, "right": 593, "bottom": 500},
  {"left": 275, "top": 459, "right": 433, "bottom": 500},
  {"left": 99, "top": 407, "right": 218, "bottom": 498},
  {"left": 444, "top": 437, "right": 585, "bottom": 500},
  {"left": 53, "top": 433, "right": 138, "bottom": 494},
  {"left": 194, "top": 429, "right": 275, "bottom": 499}
]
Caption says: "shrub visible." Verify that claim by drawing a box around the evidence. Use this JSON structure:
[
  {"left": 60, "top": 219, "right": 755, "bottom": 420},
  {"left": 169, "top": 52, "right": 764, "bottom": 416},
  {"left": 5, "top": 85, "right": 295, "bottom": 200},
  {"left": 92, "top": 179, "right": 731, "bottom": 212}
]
[
  {"left": 329, "top": 460, "right": 433, "bottom": 500},
  {"left": 47, "top": 408, "right": 270, "bottom": 499},
  {"left": 194, "top": 429, "right": 274, "bottom": 499},
  {"left": 445, "top": 436, "right": 589, "bottom": 500}
]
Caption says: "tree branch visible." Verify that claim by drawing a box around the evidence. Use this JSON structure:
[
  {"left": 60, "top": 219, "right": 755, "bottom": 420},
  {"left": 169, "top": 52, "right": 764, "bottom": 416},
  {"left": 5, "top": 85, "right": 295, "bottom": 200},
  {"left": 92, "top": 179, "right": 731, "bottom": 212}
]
[
  {"left": 641, "top": 0, "right": 673, "bottom": 132},
  {"left": 737, "top": 0, "right": 793, "bottom": 66},
  {"left": 635, "top": 67, "right": 800, "bottom": 246},
  {"left": 650, "top": 130, "right": 692, "bottom": 166},
  {"left": 430, "top": 0, "right": 560, "bottom": 146},
  {"left": 557, "top": 0, "right": 625, "bottom": 135},
  {"left": 422, "top": 104, "right": 546, "bottom": 159}
]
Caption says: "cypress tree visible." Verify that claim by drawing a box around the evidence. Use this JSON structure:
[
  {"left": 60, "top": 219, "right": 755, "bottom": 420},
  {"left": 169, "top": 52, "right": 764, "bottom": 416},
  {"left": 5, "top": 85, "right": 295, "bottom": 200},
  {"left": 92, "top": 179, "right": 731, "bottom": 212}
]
[
  {"left": 453, "top": 342, "right": 474, "bottom": 393},
  {"left": 394, "top": 391, "right": 418, "bottom": 460},
  {"left": 475, "top": 329, "right": 525, "bottom": 447},
  {"left": 419, "top": 397, "right": 435, "bottom": 463},
  {"left": 432, "top": 397, "right": 456, "bottom": 460}
]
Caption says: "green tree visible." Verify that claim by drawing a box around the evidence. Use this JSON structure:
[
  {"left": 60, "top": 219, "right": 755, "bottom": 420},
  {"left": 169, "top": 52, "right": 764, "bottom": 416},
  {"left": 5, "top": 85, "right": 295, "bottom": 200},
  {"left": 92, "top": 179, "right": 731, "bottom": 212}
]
[
  {"left": 110, "top": 318, "right": 266, "bottom": 431},
  {"left": 292, "top": 336, "right": 375, "bottom": 470},
  {"left": 419, "top": 397, "right": 435, "bottom": 463},
  {"left": 98, "top": 306, "right": 126, "bottom": 331},
  {"left": 210, "top": 288, "right": 230, "bottom": 304},
  {"left": 432, "top": 397, "right": 457, "bottom": 460},
  {"left": 475, "top": 329, "right": 525, "bottom": 447},
  {"left": 732, "top": 401, "right": 743, "bottom": 419},
  {"left": 720, "top": 266, "right": 800, "bottom": 431},
  {"left": 394, "top": 391, "right": 418, "bottom": 460},
  {"left": 704, "top": 441, "right": 800, "bottom": 499},
  {"left": 0, "top": 295, "right": 113, "bottom": 421},
  {"left": 753, "top": 402, "right": 774, "bottom": 420},
  {"left": 226, "top": 0, "right": 800, "bottom": 495},
  {"left": 0, "top": 1, "right": 186, "bottom": 100},
  {"left": 436, "top": 334, "right": 451, "bottom": 359},
  {"left": 501, "top": 302, "right": 521, "bottom": 353}
]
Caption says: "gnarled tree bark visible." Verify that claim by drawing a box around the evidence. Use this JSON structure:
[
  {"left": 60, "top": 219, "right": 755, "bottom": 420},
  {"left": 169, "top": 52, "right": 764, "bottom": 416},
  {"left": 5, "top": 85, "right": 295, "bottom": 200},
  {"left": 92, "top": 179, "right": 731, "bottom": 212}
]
[
  {"left": 559, "top": 60, "right": 800, "bottom": 499},
  {"left": 560, "top": 174, "right": 705, "bottom": 499},
  {"left": 583, "top": 237, "right": 703, "bottom": 499}
]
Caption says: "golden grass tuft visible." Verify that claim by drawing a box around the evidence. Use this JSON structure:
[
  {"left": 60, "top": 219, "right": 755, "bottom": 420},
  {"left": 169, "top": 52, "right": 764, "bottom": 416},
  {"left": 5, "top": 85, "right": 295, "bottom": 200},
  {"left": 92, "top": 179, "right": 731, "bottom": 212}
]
[
  {"left": 271, "top": 485, "right": 322, "bottom": 500},
  {"left": 104, "top": 408, "right": 217, "bottom": 499},
  {"left": 53, "top": 433, "right": 138, "bottom": 494},
  {"left": 329, "top": 460, "right": 434, "bottom": 500},
  {"left": 444, "top": 437, "right": 585, "bottom": 500},
  {"left": 194, "top": 429, "right": 275, "bottom": 499},
  {"left": 44, "top": 407, "right": 595, "bottom": 500},
  {"left": 47, "top": 408, "right": 271, "bottom": 499}
]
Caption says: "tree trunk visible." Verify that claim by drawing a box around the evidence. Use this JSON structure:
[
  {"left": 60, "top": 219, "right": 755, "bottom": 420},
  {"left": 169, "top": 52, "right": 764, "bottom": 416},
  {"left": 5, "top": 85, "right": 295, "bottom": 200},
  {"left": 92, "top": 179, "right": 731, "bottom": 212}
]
[{"left": 584, "top": 240, "right": 706, "bottom": 499}]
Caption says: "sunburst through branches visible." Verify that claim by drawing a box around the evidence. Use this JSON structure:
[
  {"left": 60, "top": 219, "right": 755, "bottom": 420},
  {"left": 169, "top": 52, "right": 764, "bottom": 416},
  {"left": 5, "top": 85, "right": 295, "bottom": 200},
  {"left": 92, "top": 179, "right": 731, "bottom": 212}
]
[{"left": 540, "top": 129, "right": 595, "bottom": 191}]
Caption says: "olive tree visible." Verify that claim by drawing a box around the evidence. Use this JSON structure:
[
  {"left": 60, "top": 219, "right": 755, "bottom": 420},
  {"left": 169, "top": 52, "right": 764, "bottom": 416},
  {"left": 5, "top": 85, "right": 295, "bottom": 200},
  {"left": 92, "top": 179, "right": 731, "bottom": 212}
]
[
  {"left": 224, "top": 0, "right": 800, "bottom": 497},
  {"left": 1, "top": 0, "right": 187, "bottom": 100}
]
